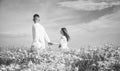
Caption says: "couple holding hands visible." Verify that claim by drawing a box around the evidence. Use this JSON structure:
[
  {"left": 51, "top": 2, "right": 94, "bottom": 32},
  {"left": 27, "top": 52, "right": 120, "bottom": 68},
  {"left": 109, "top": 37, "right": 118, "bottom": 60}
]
[{"left": 31, "top": 14, "right": 70, "bottom": 52}]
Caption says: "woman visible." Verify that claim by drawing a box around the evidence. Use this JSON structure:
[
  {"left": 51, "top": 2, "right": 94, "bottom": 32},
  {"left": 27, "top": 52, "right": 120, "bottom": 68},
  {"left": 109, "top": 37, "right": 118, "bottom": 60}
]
[{"left": 59, "top": 27, "right": 70, "bottom": 50}]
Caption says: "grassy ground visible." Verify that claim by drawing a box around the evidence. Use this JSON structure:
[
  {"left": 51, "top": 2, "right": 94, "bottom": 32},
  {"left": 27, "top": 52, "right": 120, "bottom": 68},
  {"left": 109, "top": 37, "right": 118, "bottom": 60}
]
[{"left": 0, "top": 44, "right": 120, "bottom": 71}]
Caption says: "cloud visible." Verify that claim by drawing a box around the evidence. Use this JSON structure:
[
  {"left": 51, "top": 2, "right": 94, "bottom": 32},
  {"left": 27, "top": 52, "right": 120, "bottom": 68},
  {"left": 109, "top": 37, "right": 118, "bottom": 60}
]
[
  {"left": 58, "top": 0, "right": 120, "bottom": 11},
  {"left": 70, "top": 10, "right": 120, "bottom": 33}
]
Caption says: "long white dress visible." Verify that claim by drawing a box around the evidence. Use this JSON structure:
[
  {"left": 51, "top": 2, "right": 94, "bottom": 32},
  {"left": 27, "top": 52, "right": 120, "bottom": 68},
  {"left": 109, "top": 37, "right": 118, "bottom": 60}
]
[
  {"left": 31, "top": 23, "right": 50, "bottom": 50},
  {"left": 60, "top": 36, "right": 69, "bottom": 50}
]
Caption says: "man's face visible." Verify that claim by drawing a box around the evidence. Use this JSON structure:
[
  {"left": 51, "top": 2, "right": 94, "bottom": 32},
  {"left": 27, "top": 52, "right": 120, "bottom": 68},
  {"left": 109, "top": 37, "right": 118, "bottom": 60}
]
[{"left": 34, "top": 16, "right": 40, "bottom": 23}]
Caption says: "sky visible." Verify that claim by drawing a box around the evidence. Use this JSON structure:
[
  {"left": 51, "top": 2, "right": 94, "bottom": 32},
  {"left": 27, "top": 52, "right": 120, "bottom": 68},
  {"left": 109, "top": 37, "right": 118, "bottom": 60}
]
[{"left": 0, "top": 0, "right": 120, "bottom": 49}]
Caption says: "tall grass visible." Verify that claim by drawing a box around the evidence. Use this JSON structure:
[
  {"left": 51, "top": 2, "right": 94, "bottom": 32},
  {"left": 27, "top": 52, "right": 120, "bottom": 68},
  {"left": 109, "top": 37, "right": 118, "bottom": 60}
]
[{"left": 0, "top": 44, "right": 120, "bottom": 71}]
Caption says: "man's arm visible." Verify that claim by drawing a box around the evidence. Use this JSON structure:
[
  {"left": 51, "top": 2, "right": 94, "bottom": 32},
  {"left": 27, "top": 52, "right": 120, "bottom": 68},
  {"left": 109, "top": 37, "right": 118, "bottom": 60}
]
[
  {"left": 44, "top": 29, "right": 50, "bottom": 42},
  {"left": 44, "top": 29, "right": 54, "bottom": 45},
  {"left": 32, "top": 25, "right": 37, "bottom": 42}
]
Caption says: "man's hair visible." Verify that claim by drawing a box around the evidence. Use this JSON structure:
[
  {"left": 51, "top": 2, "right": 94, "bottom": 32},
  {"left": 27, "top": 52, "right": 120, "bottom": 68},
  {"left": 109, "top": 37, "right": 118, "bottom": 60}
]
[{"left": 33, "top": 14, "right": 40, "bottom": 18}]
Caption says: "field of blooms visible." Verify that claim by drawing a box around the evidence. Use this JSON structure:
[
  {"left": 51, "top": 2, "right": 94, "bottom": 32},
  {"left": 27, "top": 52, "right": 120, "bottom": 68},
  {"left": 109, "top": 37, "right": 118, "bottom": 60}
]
[{"left": 0, "top": 44, "right": 120, "bottom": 71}]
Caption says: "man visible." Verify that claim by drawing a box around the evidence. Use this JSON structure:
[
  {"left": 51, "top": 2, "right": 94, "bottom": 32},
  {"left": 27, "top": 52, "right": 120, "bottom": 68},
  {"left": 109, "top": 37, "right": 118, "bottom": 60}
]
[{"left": 31, "top": 14, "right": 52, "bottom": 51}]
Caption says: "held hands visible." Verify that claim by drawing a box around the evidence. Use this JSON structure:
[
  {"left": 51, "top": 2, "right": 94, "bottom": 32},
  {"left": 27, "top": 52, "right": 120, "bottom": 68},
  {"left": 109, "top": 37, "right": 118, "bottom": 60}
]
[
  {"left": 48, "top": 42, "right": 53, "bottom": 46},
  {"left": 48, "top": 42, "right": 59, "bottom": 46},
  {"left": 48, "top": 42, "right": 60, "bottom": 49}
]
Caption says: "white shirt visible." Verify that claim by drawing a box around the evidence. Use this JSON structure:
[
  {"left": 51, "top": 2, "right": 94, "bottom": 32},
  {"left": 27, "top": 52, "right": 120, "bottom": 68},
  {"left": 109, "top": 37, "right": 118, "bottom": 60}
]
[
  {"left": 32, "top": 23, "right": 50, "bottom": 49},
  {"left": 60, "top": 36, "right": 69, "bottom": 50}
]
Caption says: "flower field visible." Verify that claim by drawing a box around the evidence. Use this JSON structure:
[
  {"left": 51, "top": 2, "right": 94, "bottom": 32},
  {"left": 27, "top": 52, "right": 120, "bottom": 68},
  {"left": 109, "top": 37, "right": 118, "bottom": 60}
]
[{"left": 0, "top": 44, "right": 120, "bottom": 71}]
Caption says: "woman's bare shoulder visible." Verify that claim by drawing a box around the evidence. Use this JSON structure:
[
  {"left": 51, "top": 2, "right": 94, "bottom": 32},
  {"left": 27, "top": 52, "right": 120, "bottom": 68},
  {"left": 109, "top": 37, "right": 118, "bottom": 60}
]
[{"left": 61, "top": 36, "right": 66, "bottom": 39}]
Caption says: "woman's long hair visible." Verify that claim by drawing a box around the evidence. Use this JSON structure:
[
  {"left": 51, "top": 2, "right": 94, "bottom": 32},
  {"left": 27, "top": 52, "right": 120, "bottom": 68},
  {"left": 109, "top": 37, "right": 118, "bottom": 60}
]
[{"left": 61, "top": 27, "right": 70, "bottom": 41}]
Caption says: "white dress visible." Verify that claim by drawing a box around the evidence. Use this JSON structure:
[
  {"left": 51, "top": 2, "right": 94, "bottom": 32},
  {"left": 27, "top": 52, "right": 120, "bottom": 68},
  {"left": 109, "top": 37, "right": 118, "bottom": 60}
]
[
  {"left": 60, "top": 36, "right": 69, "bottom": 50},
  {"left": 31, "top": 23, "right": 50, "bottom": 50}
]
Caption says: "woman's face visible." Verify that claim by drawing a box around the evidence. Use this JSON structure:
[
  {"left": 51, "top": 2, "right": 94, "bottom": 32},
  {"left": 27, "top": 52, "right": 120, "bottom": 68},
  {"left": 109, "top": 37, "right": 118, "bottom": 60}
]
[{"left": 60, "top": 30, "right": 63, "bottom": 35}]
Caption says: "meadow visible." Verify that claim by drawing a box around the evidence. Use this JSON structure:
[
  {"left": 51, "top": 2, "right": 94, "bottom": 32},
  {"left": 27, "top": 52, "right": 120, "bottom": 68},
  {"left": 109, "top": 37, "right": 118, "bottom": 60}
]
[{"left": 0, "top": 44, "right": 120, "bottom": 71}]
